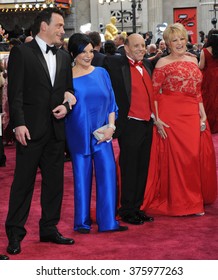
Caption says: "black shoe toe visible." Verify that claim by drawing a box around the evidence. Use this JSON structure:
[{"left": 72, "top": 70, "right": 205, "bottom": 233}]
[
  {"left": 40, "top": 232, "right": 75, "bottom": 245},
  {"left": 7, "top": 240, "right": 21, "bottom": 255},
  {"left": 113, "top": 225, "right": 128, "bottom": 231},
  {"left": 77, "top": 228, "right": 90, "bottom": 234},
  {"left": 0, "top": 254, "right": 9, "bottom": 260},
  {"left": 136, "top": 211, "right": 154, "bottom": 222},
  {"left": 121, "top": 215, "right": 144, "bottom": 225}
]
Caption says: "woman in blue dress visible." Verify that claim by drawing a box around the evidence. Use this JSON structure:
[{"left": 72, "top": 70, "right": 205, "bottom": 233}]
[{"left": 65, "top": 33, "right": 128, "bottom": 233}]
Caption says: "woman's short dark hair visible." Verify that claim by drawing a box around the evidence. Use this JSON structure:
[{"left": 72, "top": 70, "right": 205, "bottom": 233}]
[{"left": 68, "top": 33, "right": 94, "bottom": 59}]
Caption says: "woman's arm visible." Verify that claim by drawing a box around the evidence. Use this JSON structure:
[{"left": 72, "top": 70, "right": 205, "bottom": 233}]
[
  {"left": 96, "top": 112, "right": 116, "bottom": 144},
  {"left": 199, "top": 102, "right": 207, "bottom": 123},
  {"left": 154, "top": 100, "right": 169, "bottom": 139},
  {"left": 199, "top": 49, "right": 205, "bottom": 70},
  {"left": 199, "top": 102, "right": 207, "bottom": 131}
]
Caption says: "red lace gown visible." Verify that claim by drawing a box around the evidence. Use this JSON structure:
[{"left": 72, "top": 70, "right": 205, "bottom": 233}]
[
  {"left": 201, "top": 48, "right": 218, "bottom": 134},
  {"left": 141, "top": 61, "right": 217, "bottom": 216}
]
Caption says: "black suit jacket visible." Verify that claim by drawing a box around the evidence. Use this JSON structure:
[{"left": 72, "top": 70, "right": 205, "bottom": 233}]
[
  {"left": 103, "top": 55, "right": 153, "bottom": 138},
  {"left": 91, "top": 50, "right": 106, "bottom": 67},
  {"left": 8, "top": 39, "right": 73, "bottom": 141},
  {"left": 116, "top": 45, "right": 126, "bottom": 56}
]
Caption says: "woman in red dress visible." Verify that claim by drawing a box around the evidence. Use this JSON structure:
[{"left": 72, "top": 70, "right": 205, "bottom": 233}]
[
  {"left": 199, "top": 29, "right": 218, "bottom": 134},
  {"left": 141, "top": 23, "right": 217, "bottom": 216}
]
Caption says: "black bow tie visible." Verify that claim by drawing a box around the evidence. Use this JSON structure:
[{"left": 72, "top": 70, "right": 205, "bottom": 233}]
[{"left": 46, "top": 44, "right": 58, "bottom": 55}]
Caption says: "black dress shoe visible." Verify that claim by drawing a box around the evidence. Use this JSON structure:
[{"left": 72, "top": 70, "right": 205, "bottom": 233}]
[
  {"left": 0, "top": 254, "right": 9, "bottom": 260},
  {"left": 136, "top": 211, "right": 154, "bottom": 222},
  {"left": 77, "top": 228, "right": 90, "bottom": 234},
  {"left": 111, "top": 225, "right": 128, "bottom": 232},
  {"left": 121, "top": 215, "right": 144, "bottom": 225},
  {"left": 7, "top": 240, "right": 21, "bottom": 255},
  {"left": 40, "top": 231, "right": 75, "bottom": 245}
]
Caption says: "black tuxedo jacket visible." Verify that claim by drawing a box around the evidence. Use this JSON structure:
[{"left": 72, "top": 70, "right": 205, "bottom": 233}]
[
  {"left": 8, "top": 39, "right": 73, "bottom": 141},
  {"left": 91, "top": 50, "right": 106, "bottom": 67},
  {"left": 116, "top": 45, "right": 126, "bottom": 56},
  {"left": 103, "top": 55, "right": 153, "bottom": 137}
]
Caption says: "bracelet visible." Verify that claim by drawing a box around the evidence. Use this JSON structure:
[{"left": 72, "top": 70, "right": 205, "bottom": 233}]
[{"left": 108, "top": 123, "right": 116, "bottom": 131}]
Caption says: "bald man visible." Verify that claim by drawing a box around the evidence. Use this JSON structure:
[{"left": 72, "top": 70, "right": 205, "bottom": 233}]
[{"left": 103, "top": 34, "right": 154, "bottom": 225}]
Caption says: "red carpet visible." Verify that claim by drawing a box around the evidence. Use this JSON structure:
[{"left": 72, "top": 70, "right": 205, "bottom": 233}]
[{"left": 0, "top": 138, "right": 218, "bottom": 260}]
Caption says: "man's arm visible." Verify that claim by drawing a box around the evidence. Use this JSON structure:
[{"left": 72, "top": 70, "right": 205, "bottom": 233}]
[{"left": 8, "top": 46, "right": 26, "bottom": 129}]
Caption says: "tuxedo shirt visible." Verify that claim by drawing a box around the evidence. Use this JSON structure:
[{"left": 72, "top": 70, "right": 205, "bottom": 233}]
[{"left": 35, "top": 35, "right": 56, "bottom": 86}]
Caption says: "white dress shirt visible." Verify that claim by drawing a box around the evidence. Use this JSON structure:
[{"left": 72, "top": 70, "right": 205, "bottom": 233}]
[{"left": 35, "top": 35, "right": 56, "bottom": 86}]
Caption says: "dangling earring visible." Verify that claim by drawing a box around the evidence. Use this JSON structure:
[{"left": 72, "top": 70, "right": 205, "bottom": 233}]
[
  {"left": 71, "top": 52, "right": 76, "bottom": 66},
  {"left": 72, "top": 58, "right": 76, "bottom": 67}
]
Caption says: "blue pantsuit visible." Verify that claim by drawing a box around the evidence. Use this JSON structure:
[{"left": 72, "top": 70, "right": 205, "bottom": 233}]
[{"left": 65, "top": 67, "right": 119, "bottom": 232}]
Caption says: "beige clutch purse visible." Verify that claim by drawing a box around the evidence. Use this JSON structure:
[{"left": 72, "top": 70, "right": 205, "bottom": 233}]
[
  {"left": 93, "top": 125, "right": 108, "bottom": 140},
  {"left": 93, "top": 123, "right": 116, "bottom": 140}
]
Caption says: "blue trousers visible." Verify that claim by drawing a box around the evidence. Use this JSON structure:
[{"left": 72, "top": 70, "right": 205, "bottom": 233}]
[{"left": 71, "top": 141, "right": 119, "bottom": 232}]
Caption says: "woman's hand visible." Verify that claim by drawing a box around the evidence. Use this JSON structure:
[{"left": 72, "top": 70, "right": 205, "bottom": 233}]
[
  {"left": 97, "top": 127, "right": 114, "bottom": 144},
  {"left": 199, "top": 102, "right": 207, "bottom": 131},
  {"left": 64, "top": 91, "right": 77, "bottom": 110},
  {"left": 200, "top": 115, "right": 207, "bottom": 132},
  {"left": 154, "top": 117, "right": 170, "bottom": 139}
]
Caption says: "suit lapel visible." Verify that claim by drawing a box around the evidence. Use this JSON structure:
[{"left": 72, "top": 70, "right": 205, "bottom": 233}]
[
  {"left": 142, "top": 60, "right": 155, "bottom": 113},
  {"left": 121, "top": 57, "right": 131, "bottom": 103},
  {"left": 30, "top": 39, "right": 52, "bottom": 86},
  {"left": 142, "top": 60, "right": 152, "bottom": 77},
  {"left": 53, "top": 50, "right": 61, "bottom": 88}
]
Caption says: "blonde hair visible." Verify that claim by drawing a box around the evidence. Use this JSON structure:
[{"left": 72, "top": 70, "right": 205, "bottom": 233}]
[{"left": 163, "top": 23, "right": 188, "bottom": 46}]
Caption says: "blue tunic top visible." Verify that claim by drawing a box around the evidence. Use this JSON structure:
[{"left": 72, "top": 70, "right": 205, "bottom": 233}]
[{"left": 65, "top": 67, "right": 118, "bottom": 155}]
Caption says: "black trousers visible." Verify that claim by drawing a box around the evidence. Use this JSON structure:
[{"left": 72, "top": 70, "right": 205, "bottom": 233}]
[
  {"left": 0, "top": 136, "right": 6, "bottom": 165},
  {"left": 118, "top": 118, "right": 153, "bottom": 217},
  {"left": 5, "top": 126, "right": 65, "bottom": 241},
  {"left": 0, "top": 103, "right": 6, "bottom": 166}
]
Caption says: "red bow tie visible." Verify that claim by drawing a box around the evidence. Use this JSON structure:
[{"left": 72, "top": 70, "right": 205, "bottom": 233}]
[
  {"left": 135, "top": 60, "right": 143, "bottom": 66},
  {"left": 129, "top": 59, "right": 143, "bottom": 67}
]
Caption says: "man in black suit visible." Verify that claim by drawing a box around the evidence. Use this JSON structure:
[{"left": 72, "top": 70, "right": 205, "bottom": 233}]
[
  {"left": 88, "top": 31, "right": 106, "bottom": 66},
  {"left": 103, "top": 33, "right": 154, "bottom": 225},
  {"left": 114, "top": 33, "right": 126, "bottom": 56},
  {"left": 5, "top": 8, "right": 76, "bottom": 255}
]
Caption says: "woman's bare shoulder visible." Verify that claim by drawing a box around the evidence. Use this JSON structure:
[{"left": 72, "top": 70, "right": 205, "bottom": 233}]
[
  {"left": 155, "top": 56, "right": 171, "bottom": 68},
  {"left": 185, "top": 54, "right": 198, "bottom": 65}
]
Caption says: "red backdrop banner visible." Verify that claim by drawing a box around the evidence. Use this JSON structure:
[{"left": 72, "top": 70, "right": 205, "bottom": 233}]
[{"left": 174, "top": 7, "right": 197, "bottom": 44}]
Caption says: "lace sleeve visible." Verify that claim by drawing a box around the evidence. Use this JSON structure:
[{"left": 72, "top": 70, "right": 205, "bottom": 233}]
[
  {"left": 196, "top": 75, "right": 203, "bottom": 102},
  {"left": 152, "top": 67, "right": 166, "bottom": 101}
]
